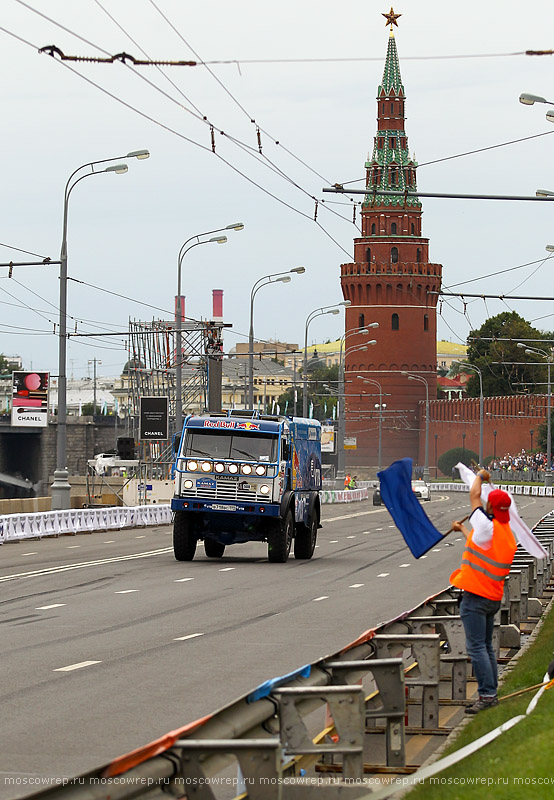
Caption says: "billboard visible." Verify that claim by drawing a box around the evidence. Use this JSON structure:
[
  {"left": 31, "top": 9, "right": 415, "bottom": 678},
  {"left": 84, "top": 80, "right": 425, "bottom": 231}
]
[
  {"left": 321, "top": 425, "right": 336, "bottom": 453},
  {"left": 139, "top": 396, "right": 169, "bottom": 440},
  {"left": 11, "top": 372, "right": 49, "bottom": 427}
]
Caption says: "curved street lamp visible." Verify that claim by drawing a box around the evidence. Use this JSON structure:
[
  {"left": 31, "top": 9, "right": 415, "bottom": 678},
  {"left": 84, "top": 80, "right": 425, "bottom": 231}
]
[
  {"left": 248, "top": 267, "right": 305, "bottom": 408},
  {"left": 303, "top": 301, "right": 350, "bottom": 417},
  {"left": 52, "top": 149, "right": 150, "bottom": 510},
  {"left": 357, "top": 375, "right": 386, "bottom": 471},
  {"left": 402, "top": 371, "right": 430, "bottom": 482},
  {"left": 517, "top": 342, "right": 553, "bottom": 486},
  {"left": 456, "top": 361, "right": 484, "bottom": 465}
]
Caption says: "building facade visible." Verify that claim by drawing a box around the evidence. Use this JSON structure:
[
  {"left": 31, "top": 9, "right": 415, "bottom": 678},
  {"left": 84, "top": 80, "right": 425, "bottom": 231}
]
[{"left": 340, "top": 24, "right": 442, "bottom": 468}]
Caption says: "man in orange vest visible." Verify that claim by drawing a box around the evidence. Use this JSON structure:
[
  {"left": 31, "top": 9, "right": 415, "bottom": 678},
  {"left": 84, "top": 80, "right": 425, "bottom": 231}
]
[{"left": 450, "top": 469, "right": 517, "bottom": 714}]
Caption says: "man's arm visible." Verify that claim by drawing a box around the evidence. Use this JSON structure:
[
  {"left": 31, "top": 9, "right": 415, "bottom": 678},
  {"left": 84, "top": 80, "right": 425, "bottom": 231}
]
[{"left": 451, "top": 469, "right": 491, "bottom": 542}]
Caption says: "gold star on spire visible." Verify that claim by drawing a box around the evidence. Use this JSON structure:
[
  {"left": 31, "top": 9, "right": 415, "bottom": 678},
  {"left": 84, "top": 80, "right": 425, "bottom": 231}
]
[{"left": 382, "top": 7, "right": 402, "bottom": 28}]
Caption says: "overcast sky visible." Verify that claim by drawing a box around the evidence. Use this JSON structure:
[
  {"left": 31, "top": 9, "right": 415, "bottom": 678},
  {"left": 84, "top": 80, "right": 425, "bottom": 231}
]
[{"left": 1, "top": 0, "right": 554, "bottom": 379}]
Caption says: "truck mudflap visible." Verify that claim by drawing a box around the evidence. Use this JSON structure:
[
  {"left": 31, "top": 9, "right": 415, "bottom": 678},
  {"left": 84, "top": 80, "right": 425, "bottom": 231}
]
[{"left": 171, "top": 496, "right": 280, "bottom": 517}]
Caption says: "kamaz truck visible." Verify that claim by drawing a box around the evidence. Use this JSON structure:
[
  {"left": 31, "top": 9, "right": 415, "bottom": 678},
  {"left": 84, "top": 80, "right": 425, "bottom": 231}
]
[{"left": 171, "top": 411, "right": 322, "bottom": 562}]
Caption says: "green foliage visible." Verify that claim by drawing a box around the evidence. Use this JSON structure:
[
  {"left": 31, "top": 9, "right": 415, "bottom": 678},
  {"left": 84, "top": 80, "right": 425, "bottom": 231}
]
[
  {"left": 463, "top": 311, "right": 549, "bottom": 397},
  {"left": 277, "top": 363, "right": 339, "bottom": 420},
  {"left": 438, "top": 446, "right": 479, "bottom": 477},
  {"left": 0, "top": 354, "right": 9, "bottom": 376},
  {"left": 536, "top": 410, "right": 554, "bottom": 452}
]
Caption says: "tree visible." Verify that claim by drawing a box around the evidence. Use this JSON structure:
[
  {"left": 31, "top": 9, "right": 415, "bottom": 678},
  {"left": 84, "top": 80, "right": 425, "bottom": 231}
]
[
  {"left": 464, "top": 311, "right": 549, "bottom": 397},
  {"left": 438, "top": 447, "right": 479, "bottom": 477},
  {"left": 277, "top": 363, "right": 338, "bottom": 420},
  {"left": 536, "top": 411, "right": 554, "bottom": 453},
  {"left": 0, "top": 354, "right": 9, "bottom": 375}
]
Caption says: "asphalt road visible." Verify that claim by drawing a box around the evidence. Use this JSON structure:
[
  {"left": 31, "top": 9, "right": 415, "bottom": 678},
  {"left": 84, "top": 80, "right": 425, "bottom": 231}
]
[{"left": 1, "top": 492, "right": 552, "bottom": 796}]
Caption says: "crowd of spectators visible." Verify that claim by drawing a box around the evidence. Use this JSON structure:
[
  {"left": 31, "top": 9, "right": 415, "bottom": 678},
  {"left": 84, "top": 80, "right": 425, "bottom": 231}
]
[{"left": 488, "top": 449, "right": 552, "bottom": 477}]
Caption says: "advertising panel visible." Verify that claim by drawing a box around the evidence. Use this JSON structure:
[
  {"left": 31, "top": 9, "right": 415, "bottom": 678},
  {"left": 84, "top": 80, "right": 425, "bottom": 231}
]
[
  {"left": 321, "top": 425, "right": 335, "bottom": 453},
  {"left": 11, "top": 371, "right": 49, "bottom": 427},
  {"left": 140, "top": 396, "right": 169, "bottom": 440},
  {"left": 344, "top": 436, "right": 357, "bottom": 450}
]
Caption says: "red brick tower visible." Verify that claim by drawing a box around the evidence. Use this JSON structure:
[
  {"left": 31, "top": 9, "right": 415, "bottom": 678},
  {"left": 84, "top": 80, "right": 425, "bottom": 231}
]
[{"left": 340, "top": 22, "right": 442, "bottom": 470}]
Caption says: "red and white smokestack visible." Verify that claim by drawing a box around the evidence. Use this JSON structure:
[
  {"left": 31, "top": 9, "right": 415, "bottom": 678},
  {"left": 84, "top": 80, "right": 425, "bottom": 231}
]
[
  {"left": 174, "top": 296, "right": 185, "bottom": 322},
  {"left": 212, "top": 289, "right": 223, "bottom": 321}
]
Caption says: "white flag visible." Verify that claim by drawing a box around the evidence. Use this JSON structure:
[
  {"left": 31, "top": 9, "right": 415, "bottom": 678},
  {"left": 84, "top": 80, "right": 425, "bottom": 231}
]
[{"left": 455, "top": 462, "right": 547, "bottom": 559}]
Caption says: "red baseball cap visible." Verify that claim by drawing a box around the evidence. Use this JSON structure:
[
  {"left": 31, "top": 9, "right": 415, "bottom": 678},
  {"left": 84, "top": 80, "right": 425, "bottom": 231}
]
[{"left": 488, "top": 489, "right": 512, "bottom": 523}]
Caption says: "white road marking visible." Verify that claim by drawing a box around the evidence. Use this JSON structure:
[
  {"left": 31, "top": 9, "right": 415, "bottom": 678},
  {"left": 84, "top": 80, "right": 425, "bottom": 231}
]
[
  {"left": 388, "top": 525, "right": 395, "bottom": 528},
  {"left": 349, "top": 583, "right": 364, "bottom": 588},
  {"left": 0, "top": 547, "right": 173, "bottom": 584},
  {"left": 346, "top": 535, "right": 356, "bottom": 539},
  {"left": 66, "top": 545, "right": 80, "bottom": 549},
  {"left": 420, "top": 555, "right": 428, "bottom": 559},
  {"left": 22, "top": 552, "right": 37, "bottom": 556},
  {"left": 455, "top": 538, "right": 462, "bottom": 541},
  {"left": 174, "top": 578, "right": 194, "bottom": 582},
  {"left": 174, "top": 633, "right": 204, "bottom": 641},
  {"left": 377, "top": 573, "right": 390, "bottom": 578},
  {"left": 36, "top": 603, "right": 66, "bottom": 610},
  {"left": 104, "top": 541, "right": 115, "bottom": 544},
  {"left": 219, "top": 567, "right": 236, "bottom": 572},
  {"left": 315, "top": 545, "right": 320, "bottom": 548},
  {"left": 432, "top": 548, "right": 441, "bottom": 552},
  {"left": 54, "top": 661, "right": 102, "bottom": 672},
  {"left": 313, "top": 596, "right": 329, "bottom": 602},
  {"left": 376, "top": 528, "right": 383, "bottom": 531},
  {"left": 135, "top": 535, "right": 146, "bottom": 539},
  {"left": 115, "top": 589, "right": 139, "bottom": 594},
  {"left": 329, "top": 540, "right": 339, "bottom": 543},
  {"left": 399, "top": 564, "right": 410, "bottom": 568}
]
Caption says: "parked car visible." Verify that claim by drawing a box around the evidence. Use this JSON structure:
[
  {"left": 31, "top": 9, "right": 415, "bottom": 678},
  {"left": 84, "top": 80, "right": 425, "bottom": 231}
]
[{"left": 411, "top": 479, "right": 431, "bottom": 501}]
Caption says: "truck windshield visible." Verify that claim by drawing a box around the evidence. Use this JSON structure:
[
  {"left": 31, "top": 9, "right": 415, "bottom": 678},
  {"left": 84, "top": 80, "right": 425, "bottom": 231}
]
[{"left": 183, "top": 430, "right": 278, "bottom": 462}]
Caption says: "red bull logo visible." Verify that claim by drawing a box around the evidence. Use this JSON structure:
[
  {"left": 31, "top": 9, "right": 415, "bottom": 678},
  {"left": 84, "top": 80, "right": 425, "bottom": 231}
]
[{"left": 236, "top": 422, "right": 260, "bottom": 431}]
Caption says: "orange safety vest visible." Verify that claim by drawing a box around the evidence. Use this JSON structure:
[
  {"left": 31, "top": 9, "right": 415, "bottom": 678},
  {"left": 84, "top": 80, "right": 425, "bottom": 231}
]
[{"left": 450, "top": 517, "right": 517, "bottom": 601}]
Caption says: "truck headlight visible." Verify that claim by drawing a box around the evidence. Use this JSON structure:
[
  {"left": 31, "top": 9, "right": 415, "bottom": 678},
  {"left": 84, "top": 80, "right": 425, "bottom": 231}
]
[
  {"left": 259, "top": 484, "right": 270, "bottom": 495},
  {"left": 187, "top": 460, "right": 199, "bottom": 471},
  {"left": 184, "top": 479, "right": 193, "bottom": 489},
  {"left": 201, "top": 461, "right": 212, "bottom": 472},
  {"left": 241, "top": 464, "right": 253, "bottom": 475},
  {"left": 214, "top": 462, "right": 225, "bottom": 473},
  {"left": 228, "top": 463, "right": 239, "bottom": 474},
  {"left": 255, "top": 465, "right": 266, "bottom": 476}
]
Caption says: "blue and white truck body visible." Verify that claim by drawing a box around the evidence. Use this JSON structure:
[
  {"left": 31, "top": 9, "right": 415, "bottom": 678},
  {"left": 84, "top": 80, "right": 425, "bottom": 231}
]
[{"left": 171, "top": 411, "right": 322, "bottom": 562}]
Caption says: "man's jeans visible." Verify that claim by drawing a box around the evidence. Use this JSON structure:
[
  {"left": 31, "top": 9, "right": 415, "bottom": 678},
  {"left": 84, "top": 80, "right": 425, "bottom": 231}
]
[{"left": 459, "top": 590, "right": 501, "bottom": 697}]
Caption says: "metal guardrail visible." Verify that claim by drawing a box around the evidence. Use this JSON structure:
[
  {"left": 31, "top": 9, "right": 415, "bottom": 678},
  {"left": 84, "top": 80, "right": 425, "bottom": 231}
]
[{"left": 27, "top": 510, "right": 554, "bottom": 800}]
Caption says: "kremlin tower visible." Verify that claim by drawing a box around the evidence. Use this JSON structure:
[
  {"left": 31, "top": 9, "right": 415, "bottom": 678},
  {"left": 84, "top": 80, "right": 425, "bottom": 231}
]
[{"left": 340, "top": 10, "right": 442, "bottom": 471}]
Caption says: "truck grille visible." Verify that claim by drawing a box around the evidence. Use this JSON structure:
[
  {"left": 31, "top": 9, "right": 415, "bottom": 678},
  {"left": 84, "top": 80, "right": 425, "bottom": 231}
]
[{"left": 187, "top": 479, "right": 268, "bottom": 502}]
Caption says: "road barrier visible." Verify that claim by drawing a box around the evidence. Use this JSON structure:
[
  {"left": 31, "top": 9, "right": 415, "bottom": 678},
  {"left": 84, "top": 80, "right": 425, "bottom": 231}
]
[
  {"left": 29, "top": 511, "right": 554, "bottom": 800},
  {"left": 0, "top": 490, "right": 368, "bottom": 544}
]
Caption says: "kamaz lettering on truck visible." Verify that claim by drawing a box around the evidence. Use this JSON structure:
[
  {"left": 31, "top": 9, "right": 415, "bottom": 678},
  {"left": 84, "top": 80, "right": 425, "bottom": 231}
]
[{"left": 171, "top": 412, "right": 322, "bottom": 562}]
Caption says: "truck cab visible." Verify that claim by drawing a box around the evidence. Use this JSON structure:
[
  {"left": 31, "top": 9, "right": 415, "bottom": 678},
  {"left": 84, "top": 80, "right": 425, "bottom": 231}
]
[{"left": 171, "top": 411, "right": 322, "bottom": 563}]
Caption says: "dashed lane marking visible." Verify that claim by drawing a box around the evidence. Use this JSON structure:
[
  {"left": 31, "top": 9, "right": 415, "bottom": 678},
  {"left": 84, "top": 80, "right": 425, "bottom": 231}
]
[
  {"left": 432, "top": 548, "right": 441, "bottom": 552},
  {"left": 104, "top": 541, "right": 115, "bottom": 544},
  {"left": 420, "top": 555, "right": 428, "bottom": 559},
  {"left": 174, "top": 578, "right": 194, "bottom": 582},
  {"left": 399, "top": 564, "right": 410, "bottom": 568},
  {"left": 174, "top": 633, "right": 204, "bottom": 641},
  {"left": 36, "top": 603, "right": 66, "bottom": 610},
  {"left": 349, "top": 583, "right": 364, "bottom": 588},
  {"left": 377, "top": 573, "right": 389, "bottom": 578},
  {"left": 346, "top": 535, "right": 356, "bottom": 539},
  {"left": 219, "top": 567, "right": 236, "bottom": 572},
  {"left": 329, "top": 540, "right": 339, "bottom": 543},
  {"left": 0, "top": 547, "right": 174, "bottom": 584},
  {"left": 135, "top": 535, "right": 146, "bottom": 539},
  {"left": 22, "top": 553, "right": 37, "bottom": 556},
  {"left": 54, "top": 661, "right": 102, "bottom": 672},
  {"left": 313, "top": 596, "right": 329, "bottom": 602},
  {"left": 66, "top": 545, "right": 80, "bottom": 549},
  {"left": 115, "top": 589, "right": 139, "bottom": 594}
]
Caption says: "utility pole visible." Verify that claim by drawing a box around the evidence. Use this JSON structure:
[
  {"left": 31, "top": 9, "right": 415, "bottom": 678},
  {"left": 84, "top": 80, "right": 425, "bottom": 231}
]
[{"left": 88, "top": 358, "right": 102, "bottom": 415}]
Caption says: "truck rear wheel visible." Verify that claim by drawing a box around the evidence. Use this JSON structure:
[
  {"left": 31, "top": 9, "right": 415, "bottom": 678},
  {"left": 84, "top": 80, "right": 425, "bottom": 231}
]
[
  {"left": 204, "top": 538, "right": 226, "bottom": 558},
  {"left": 268, "top": 510, "right": 293, "bottom": 563},
  {"left": 294, "top": 509, "right": 318, "bottom": 559},
  {"left": 173, "top": 511, "right": 197, "bottom": 561}
]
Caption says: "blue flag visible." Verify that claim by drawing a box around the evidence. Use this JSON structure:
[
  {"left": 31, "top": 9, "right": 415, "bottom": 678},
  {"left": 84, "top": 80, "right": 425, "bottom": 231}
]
[{"left": 377, "top": 457, "right": 443, "bottom": 558}]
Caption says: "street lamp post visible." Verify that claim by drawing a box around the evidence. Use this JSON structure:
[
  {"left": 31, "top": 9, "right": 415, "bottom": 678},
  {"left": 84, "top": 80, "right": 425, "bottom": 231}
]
[
  {"left": 335, "top": 324, "right": 378, "bottom": 478},
  {"left": 457, "top": 361, "right": 483, "bottom": 465},
  {"left": 530, "top": 428, "right": 535, "bottom": 452},
  {"left": 356, "top": 375, "right": 385, "bottom": 471},
  {"left": 248, "top": 267, "right": 305, "bottom": 409},
  {"left": 434, "top": 433, "right": 438, "bottom": 478},
  {"left": 51, "top": 150, "right": 150, "bottom": 511},
  {"left": 175, "top": 224, "right": 244, "bottom": 432},
  {"left": 403, "top": 371, "right": 430, "bottom": 482},
  {"left": 303, "top": 302, "right": 351, "bottom": 417},
  {"left": 517, "top": 342, "right": 553, "bottom": 486},
  {"left": 462, "top": 432, "right": 466, "bottom": 453},
  {"left": 493, "top": 430, "right": 497, "bottom": 459}
]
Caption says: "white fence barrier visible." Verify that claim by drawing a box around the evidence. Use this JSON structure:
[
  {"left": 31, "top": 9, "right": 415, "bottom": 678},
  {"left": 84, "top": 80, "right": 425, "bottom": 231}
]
[
  {"left": 0, "top": 504, "right": 172, "bottom": 544},
  {"left": 321, "top": 488, "right": 368, "bottom": 504}
]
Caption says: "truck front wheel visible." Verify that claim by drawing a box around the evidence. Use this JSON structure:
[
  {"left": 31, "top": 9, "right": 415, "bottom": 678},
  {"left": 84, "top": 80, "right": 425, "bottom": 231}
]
[
  {"left": 173, "top": 511, "right": 197, "bottom": 561},
  {"left": 294, "top": 509, "right": 319, "bottom": 559},
  {"left": 268, "top": 510, "right": 293, "bottom": 563}
]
